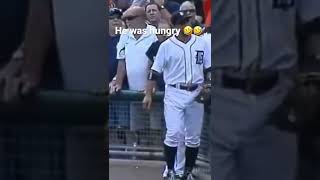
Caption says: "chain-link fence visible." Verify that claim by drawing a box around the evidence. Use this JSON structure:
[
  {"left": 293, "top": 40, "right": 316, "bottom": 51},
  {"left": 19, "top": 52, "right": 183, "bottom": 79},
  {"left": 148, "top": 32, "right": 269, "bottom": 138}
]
[{"left": 109, "top": 90, "right": 211, "bottom": 175}]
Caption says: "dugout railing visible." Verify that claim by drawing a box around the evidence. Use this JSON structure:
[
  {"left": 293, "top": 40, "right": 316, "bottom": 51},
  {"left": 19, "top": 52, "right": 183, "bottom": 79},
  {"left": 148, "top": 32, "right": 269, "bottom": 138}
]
[
  {"left": 0, "top": 90, "right": 108, "bottom": 180},
  {"left": 109, "top": 90, "right": 211, "bottom": 175}
]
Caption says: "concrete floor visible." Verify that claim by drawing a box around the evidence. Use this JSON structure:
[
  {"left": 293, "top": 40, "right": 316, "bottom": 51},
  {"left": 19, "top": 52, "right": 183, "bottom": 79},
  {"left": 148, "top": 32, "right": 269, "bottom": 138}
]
[{"left": 109, "top": 159, "right": 211, "bottom": 180}]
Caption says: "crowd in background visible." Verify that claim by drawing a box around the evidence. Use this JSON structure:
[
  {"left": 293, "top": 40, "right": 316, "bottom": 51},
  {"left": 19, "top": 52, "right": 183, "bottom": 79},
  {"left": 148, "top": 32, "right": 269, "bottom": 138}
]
[{"left": 108, "top": 0, "right": 211, "bottom": 86}]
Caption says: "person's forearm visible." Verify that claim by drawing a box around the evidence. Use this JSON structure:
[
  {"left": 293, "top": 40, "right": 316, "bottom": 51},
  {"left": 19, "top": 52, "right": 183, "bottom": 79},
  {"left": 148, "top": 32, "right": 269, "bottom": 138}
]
[
  {"left": 204, "top": 67, "right": 212, "bottom": 81},
  {"left": 23, "top": 0, "right": 53, "bottom": 75},
  {"left": 116, "top": 60, "right": 126, "bottom": 86},
  {"left": 145, "top": 80, "right": 156, "bottom": 96}
]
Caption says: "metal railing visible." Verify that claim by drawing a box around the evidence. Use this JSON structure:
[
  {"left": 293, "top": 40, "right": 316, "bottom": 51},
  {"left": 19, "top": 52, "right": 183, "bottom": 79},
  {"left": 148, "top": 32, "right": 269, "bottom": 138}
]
[{"left": 109, "top": 90, "right": 211, "bottom": 174}]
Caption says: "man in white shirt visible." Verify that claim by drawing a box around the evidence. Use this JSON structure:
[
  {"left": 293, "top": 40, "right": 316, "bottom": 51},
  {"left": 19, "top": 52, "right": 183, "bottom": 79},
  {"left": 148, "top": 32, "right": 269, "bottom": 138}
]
[{"left": 109, "top": 6, "right": 161, "bottom": 144}]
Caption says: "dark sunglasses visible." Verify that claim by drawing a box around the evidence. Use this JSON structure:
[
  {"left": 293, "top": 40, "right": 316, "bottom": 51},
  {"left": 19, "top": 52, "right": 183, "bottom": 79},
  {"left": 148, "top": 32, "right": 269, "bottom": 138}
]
[{"left": 125, "top": 16, "right": 139, "bottom": 21}]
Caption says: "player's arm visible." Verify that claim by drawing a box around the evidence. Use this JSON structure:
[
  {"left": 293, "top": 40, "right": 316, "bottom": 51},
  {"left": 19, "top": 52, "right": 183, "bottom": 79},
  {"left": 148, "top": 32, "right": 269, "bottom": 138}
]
[
  {"left": 145, "top": 42, "right": 159, "bottom": 93},
  {"left": 23, "top": 0, "right": 53, "bottom": 79},
  {"left": 145, "top": 70, "right": 160, "bottom": 96},
  {"left": 203, "top": 40, "right": 212, "bottom": 85},
  {"left": 143, "top": 44, "right": 166, "bottom": 110}
]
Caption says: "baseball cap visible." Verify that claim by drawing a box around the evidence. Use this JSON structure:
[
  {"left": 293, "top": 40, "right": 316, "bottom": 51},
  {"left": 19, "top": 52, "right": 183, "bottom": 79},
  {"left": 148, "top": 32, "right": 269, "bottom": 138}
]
[
  {"left": 171, "top": 11, "right": 191, "bottom": 26},
  {"left": 109, "top": 8, "right": 123, "bottom": 18}
]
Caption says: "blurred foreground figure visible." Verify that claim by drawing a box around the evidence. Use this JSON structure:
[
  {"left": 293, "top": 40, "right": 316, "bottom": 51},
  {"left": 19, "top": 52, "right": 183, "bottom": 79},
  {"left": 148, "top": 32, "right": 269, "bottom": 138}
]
[
  {"left": 0, "top": 0, "right": 55, "bottom": 103},
  {"left": 212, "top": 1, "right": 320, "bottom": 180}
]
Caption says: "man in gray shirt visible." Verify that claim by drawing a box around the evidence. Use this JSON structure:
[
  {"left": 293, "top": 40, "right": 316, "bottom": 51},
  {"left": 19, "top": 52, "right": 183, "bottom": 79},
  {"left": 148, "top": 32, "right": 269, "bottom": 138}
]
[{"left": 212, "top": 1, "right": 320, "bottom": 180}]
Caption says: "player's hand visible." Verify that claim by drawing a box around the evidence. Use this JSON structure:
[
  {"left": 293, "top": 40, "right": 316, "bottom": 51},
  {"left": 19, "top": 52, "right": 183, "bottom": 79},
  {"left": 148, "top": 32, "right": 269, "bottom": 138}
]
[
  {"left": 109, "top": 80, "right": 122, "bottom": 94},
  {"left": 0, "top": 59, "right": 23, "bottom": 103},
  {"left": 1, "top": 72, "right": 40, "bottom": 103},
  {"left": 142, "top": 94, "right": 152, "bottom": 110},
  {"left": 18, "top": 71, "right": 41, "bottom": 97}
]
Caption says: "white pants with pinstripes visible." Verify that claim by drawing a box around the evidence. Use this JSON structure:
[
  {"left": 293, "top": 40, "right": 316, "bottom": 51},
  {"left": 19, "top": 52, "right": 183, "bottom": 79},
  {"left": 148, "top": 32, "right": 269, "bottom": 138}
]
[{"left": 163, "top": 85, "right": 204, "bottom": 148}]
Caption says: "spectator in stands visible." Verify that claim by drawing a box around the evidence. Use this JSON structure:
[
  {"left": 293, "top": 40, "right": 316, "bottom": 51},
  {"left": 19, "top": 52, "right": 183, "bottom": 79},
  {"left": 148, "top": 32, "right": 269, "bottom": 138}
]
[
  {"left": 108, "top": 8, "right": 124, "bottom": 84},
  {"left": 110, "top": 6, "right": 161, "bottom": 145},
  {"left": 113, "top": 0, "right": 131, "bottom": 11},
  {"left": 132, "top": 0, "right": 180, "bottom": 14},
  {"left": 158, "top": 0, "right": 180, "bottom": 14},
  {"left": 179, "top": 1, "right": 202, "bottom": 27},
  {"left": 132, "top": 0, "right": 173, "bottom": 26},
  {"left": 145, "top": 2, "right": 163, "bottom": 26},
  {"left": 108, "top": 8, "right": 130, "bottom": 130}
]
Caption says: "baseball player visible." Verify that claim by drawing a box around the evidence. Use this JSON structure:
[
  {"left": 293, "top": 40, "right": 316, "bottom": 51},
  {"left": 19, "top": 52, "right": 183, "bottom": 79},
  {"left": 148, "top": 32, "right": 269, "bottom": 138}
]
[
  {"left": 145, "top": 21, "right": 186, "bottom": 178},
  {"left": 162, "top": 24, "right": 211, "bottom": 179},
  {"left": 143, "top": 12, "right": 211, "bottom": 180},
  {"left": 212, "top": 0, "right": 320, "bottom": 180}
]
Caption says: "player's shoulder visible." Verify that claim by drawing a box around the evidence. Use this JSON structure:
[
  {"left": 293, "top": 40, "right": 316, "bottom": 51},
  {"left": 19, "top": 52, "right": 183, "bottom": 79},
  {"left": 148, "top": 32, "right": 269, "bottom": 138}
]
[
  {"left": 194, "top": 34, "right": 207, "bottom": 43},
  {"left": 191, "top": 35, "right": 207, "bottom": 47},
  {"left": 160, "top": 36, "right": 175, "bottom": 47},
  {"left": 201, "top": 33, "right": 211, "bottom": 40}
]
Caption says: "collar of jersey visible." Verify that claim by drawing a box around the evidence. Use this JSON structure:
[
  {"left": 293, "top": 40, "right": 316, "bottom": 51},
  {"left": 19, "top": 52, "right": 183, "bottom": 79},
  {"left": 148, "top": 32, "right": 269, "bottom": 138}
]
[
  {"left": 171, "top": 34, "right": 196, "bottom": 47},
  {"left": 127, "top": 24, "right": 155, "bottom": 41}
]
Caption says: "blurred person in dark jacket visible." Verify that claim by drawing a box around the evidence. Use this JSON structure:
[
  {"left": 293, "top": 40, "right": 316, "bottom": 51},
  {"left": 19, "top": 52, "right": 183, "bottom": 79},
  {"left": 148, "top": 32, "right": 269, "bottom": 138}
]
[{"left": 0, "top": 0, "right": 59, "bottom": 103}]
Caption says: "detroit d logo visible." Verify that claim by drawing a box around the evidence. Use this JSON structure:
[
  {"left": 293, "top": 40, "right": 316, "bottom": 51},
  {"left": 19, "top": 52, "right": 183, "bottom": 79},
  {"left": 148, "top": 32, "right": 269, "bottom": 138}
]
[
  {"left": 196, "top": 51, "right": 204, "bottom": 64},
  {"left": 273, "top": 0, "right": 294, "bottom": 10}
]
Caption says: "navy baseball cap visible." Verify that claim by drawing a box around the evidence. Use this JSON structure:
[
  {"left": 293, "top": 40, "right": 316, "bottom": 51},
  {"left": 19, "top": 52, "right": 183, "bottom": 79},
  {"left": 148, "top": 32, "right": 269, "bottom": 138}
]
[
  {"left": 171, "top": 11, "right": 191, "bottom": 26},
  {"left": 109, "top": 8, "right": 123, "bottom": 18}
]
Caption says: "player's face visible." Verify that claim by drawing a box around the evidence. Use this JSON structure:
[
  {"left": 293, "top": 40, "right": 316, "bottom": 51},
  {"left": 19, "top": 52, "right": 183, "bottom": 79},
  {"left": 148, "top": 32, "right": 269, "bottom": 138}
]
[{"left": 146, "top": 4, "right": 161, "bottom": 23}]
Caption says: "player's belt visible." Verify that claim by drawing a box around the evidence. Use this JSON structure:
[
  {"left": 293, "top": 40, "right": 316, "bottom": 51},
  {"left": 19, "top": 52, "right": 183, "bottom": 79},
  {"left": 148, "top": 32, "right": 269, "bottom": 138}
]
[
  {"left": 169, "top": 84, "right": 199, "bottom": 91},
  {"left": 221, "top": 72, "right": 279, "bottom": 95}
]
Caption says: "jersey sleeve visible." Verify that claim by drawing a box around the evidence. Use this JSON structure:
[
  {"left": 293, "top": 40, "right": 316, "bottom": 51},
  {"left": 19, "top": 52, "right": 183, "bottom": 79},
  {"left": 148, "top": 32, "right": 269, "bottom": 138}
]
[
  {"left": 151, "top": 43, "right": 166, "bottom": 73},
  {"left": 145, "top": 43, "right": 155, "bottom": 62},
  {"left": 146, "top": 41, "right": 160, "bottom": 62},
  {"left": 203, "top": 40, "right": 211, "bottom": 69},
  {"left": 297, "top": 0, "right": 320, "bottom": 24},
  {"left": 116, "top": 33, "right": 127, "bottom": 60}
]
